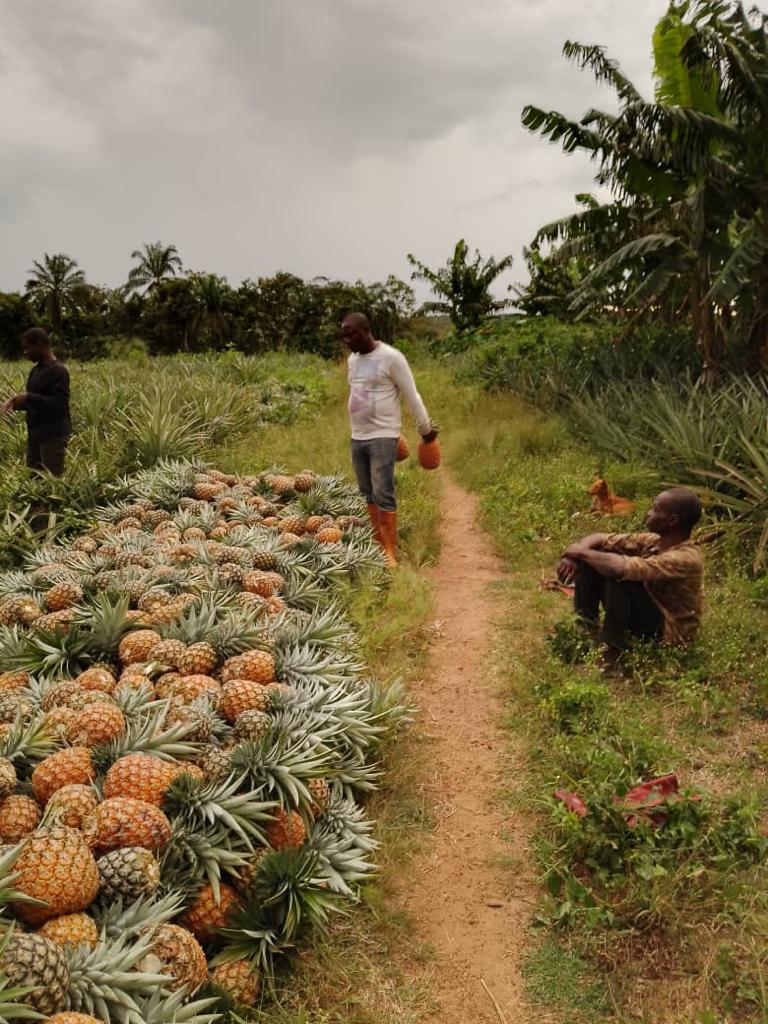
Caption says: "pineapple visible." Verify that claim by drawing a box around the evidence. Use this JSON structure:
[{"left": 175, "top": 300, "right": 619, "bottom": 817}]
[
  {"left": 277, "top": 515, "right": 306, "bottom": 535},
  {"left": 0, "top": 594, "right": 42, "bottom": 626},
  {"left": 234, "top": 709, "right": 272, "bottom": 742},
  {"left": 103, "top": 753, "right": 181, "bottom": 806},
  {"left": 0, "top": 932, "right": 70, "bottom": 1015},
  {"left": 0, "top": 757, "right": 17, "bottom": 798},
  {"left": 67, "top": 702, "right": 126, "bottom": 746},
  {"left": 196, "top": 744, "right": 233, "bottom": 784},
  {"left": 242, "top": 571, "right": 283, "bottom": 597},
  {"left": 265, "top": 595, "right": 286, "bottom": 616},
  {"left": 239, "top": 649, "right": 276, "bottom": 683},
  {"left": 265, "top": 808, "right": 306, "bottom": 851},
  {"left": 41, "top": 683, "right": 85, "bottom": 712},
  {"left": 38, "top": 912, "right": 99, "bottom": 950},
  {"left": 164, "top": 704, "right": 214, "bottom": 743},
  {"left": 97, "top": 847, "right": 161, "bottom": 902},
  {"left": 82, "top": 797, "right": 172, "bottom": 853},
  {"left": 13, "top": 825, "right": 100, "bottom": 924},
  {"left": 210, "top": 958, "right": 261, "bottom": 1005},
  {"left": 0, "top": 691, "right": 32, "bottom": 724},
  {"left": 293, "top": 470, "right": 316, "bottom": 493},
  {"left": 47, "top": 1016, "right": 104, "bottom": 1024},
  {"left": 159, "top": 674, "right": 221, "bottom": 705},
  {"left": 139, "top": 923, "right": 207, "bottom": 993},
  {"left": 0, "top": 794, "right": 41, "bottom": 841},
  {"left": 148, "top": 638, "right": 187, "bottom": 668},
  {"left": 118, "top": 629, "right": 162, "bottom": 665},
  {"left": 219, "top": 680, "right": 272, "bottom": 723},
  {"left": 176, "top": 641, "right": 218, "bottom": 676},
  {"left": 47, "top": 785, "right": 100, "bottom": 830},
  {"left": 178, "top": 881, "right": 239, "bottom": 943},
  {"left": 34, "top": 609, "right": 76, "bottom": 633},
  {"left": 32, "top": 747, "right": 94, "bottom": 805},
  {"left": 74, "top": 666, "right": 116, "bottom": 694},
  {"left": 308, "top": 778, "right": 331, "bottom": 818},
  {"left": 316, "top": 527, "right": 343, "bottom": 544},
  {"left": 44, "top": 582, "right": 84, "bottom": 611},
  {"left": 249, "top": 549, "right": 278, "bottom": 571},
  {"left": 277, "top": 531, "right": 301, "bottom": 548},
  {"left": 0, "top": 670, "right": 30, "bottom": 691}
]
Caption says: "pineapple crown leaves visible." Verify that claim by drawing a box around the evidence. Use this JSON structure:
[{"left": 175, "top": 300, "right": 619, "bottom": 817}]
[
  {"left": 160, "top": 595, "right": 264, "bottom": 655},
  {"left": 112, "top": 682, "right": 161, "bottom": 719},
  {"left": 222, "top": 848, "right": 346, "bottom": 949},
  {"left": 72, "top": 593, "right": 140, "bottom": 658},
  {"left": 272, "top": 602, "right": 356, "bottom": 653},
  {"left": 163, "top": 772, "right": 276, "bottom": 847},
  {"left": 0, "top": 572, "right": 40, "bottom": 599},
  {"left": 92, "top": 702, "right": 201, "bottom": 769},
  {"left": 2, "top": 626, "right": 90, "bottom": 679},
  {"left": 0, "top": 847, "right": 44, "bottom": 917},
  {"left": 158, "top": 821, "right": 252, "bottom": 900},
  {"left": 0, "top": 717, "right": 56, "bottom": 771},
  {"left": 274, "top": 641, "right": 363, "bottom": 689},
  {"left": 135, "top": 988, "right": 223, "bottom": 1024},
  {"left": 108, "top": 458, "right": 203, "bottom": 507},
  {"left": 229, "top": 729, "right": 337, "bottom": 811},
  {"left": 92, "top": 891, "right": 185, "bottom": 941},
  {"left": 307, "top": 824, "right": 377, "bottom": 896},
  {"left": 332, "top": 747, "right": 381, "bottom": 796},
  {"left": 63, "top": 932, "right": 171, "bottom": 1024},
  {"left": 210, "top": 926, "right": 284, "bottom": 981}
]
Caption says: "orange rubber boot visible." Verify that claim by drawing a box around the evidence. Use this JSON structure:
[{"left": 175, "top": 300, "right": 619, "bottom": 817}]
[
  {"left": 366, "top": 503, "right": 382, "bottom": 544},
  {"left": 378, "top": 510, "right": 398, "bottom": 568}
]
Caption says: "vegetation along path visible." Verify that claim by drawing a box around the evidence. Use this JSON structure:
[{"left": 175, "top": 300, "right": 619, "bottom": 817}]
[{"left": 398, "top": 471, "right": 532, "bottom": 1023}]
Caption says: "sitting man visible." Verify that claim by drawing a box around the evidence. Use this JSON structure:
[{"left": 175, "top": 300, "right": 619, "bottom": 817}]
[{"left": 557, "top": 487, "right": 704, "bottom": 658}]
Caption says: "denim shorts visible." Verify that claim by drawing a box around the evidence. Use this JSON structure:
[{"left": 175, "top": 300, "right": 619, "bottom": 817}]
[{"left": 351, "top": 437, "right": 398, "bottom": 511}]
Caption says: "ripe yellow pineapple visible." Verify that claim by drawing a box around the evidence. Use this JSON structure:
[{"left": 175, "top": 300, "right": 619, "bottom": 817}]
[
  {"left": 48, "top": 1014, "right": 104, "bottom": 1024},
  {"left": 0, "top": 932, "right": 70, "bottom": 1015},
  {"left": 74, "top": 666, "right": 116, "bottom": 694},
  {"left": 41, "top": 707, "right": 76, "bottom": 739},
  {"left": 277, "top": 532, "right": 301, "bottom": 548},
  {"left": 140, "top": 923, "right": 207, "bottom": 993},
  {"left": 160, "top": 674, "right": 221, "bottom": 705},
  {"left": 265, "top": 595, "right": 286, "bottom": 616},
  {"left": 316, "top": 527, "right": 343, "bottom": 544},
  {"left": 292, "top": 470, "right": 316, "bottom": 493},
  {"left": 0, "top": 670, "right": 30, "bottom": 691},
  {"left": 265, "top": 808, "right": 306, "bottom": 851},
  {"left": 308, "top": 778, "right": 331, "bottom": 818},
  {"left": 176, "top": 641, "right": 218, "bottom": 676},
  {"left": 46, "top": 785, "right": 100, "bottom": 829},
  {"left": 219, "top": 680, "right": 272, "bottom": 723},
  {"left": 242, "top": 571, "right": 283, "bottom": 597},
  {"left": 0, "top": 757, "right": 17, "bottom": 798},
  {"left": 118, "top": 628, "right": 162, "bottom": 665},
  {"left": 44, "top": 582, "right": 84, "bottom": 611},
  {"left": 83, "top": 797, "right": 172, "bottom": 853},
  {"left": 0, "top": 793, "right": 41, "bottom": 841},
  {"left": 66, "top": 702, "right": 126, "bottom": 746},
  {"left": 210, "top": 958, "right": 261, "bottom": 1005},
  {"left": 32, "top": 747, "right": 94, "bottom": 804},
  {"left": 103, "top": 753, "right": 181, "bottom": 806},
  {"left": 238, "top": 650, "right": 276, "bottom": 684},
  {"left": 149, "top": 638, "right": 187, "bottom": 668},
  {"left": 13, "top": 825, "right": 100, "bottom": 924},
  {"left": 34, "top": 609, "right": 76, "bottom": 633},
  {"left": 196, "top": 744, "right": 233, "bottom": 784},
  {"left": 38, "top": 912, "right": 99, "bottom": 950},
  {"left": 178, "top": 881, "right": 239, "bottom": 943},
  {"left": 0, "top": 594, "right": 42, "bottom": 626},
  {"left": 277, "top": 515, "right": 306, "bottom": 535}
]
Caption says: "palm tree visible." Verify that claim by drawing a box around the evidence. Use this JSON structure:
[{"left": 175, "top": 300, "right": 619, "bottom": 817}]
[
  {"left": 407, "top": 240, "right": 514, "bottom": 332},
  {"left": 25, "top": 253, "right": 87, "bottom": 342},
  {"left": 126, "top": 242, "right": 182, "bottom": 294}
]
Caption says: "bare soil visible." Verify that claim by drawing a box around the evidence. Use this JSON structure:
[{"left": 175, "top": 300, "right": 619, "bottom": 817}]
[{"left": 396, "top": 473, "right": 534, "bottom": 1023}]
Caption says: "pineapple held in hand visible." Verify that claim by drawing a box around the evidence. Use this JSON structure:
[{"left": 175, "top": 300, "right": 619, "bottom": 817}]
[{"left": 418, "top": 437, "right": 441, "bottom": 470}]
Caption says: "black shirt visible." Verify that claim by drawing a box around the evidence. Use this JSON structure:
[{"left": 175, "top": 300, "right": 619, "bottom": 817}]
[{"left": 25, "top": 360, "right": 71, "bottom": 440}]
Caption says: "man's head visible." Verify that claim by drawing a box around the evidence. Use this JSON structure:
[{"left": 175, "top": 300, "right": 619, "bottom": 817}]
[
  {"left": 340, "top": 313, "right": 375, "bottom": 354},
  {"left": 645, "top": 487, "right": 702, "bottom": 538},
  {"left": 21, "top": 328, "right": 51, "bottom": 363}
]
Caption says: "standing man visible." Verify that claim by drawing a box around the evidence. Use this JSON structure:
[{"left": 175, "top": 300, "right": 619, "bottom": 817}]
[
  {"left": 0, "top": 327, "right": 71, "bottom": 476},
  {"left": 342, "top": 312, "right": 437, "bottom": 567}
]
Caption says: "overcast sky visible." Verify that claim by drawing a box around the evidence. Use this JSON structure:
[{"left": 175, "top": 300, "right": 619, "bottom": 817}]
[{"left": 1, "top": 0, "right": 670, "bottom": 299}]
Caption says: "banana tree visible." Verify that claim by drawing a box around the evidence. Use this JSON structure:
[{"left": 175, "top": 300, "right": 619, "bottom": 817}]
[{"left": 407, "top": 240, "right": 514, "bottom": 333}]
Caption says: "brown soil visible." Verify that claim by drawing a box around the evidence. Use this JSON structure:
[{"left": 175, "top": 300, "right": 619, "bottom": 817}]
[{"left": 397, "top": 473, "right": 534, "bottom": 1023}]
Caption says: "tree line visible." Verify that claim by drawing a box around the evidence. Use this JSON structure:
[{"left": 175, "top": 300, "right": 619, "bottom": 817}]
[
  {"left": 516, "top": 0, "right": 768, "bottom": 384},
  {"left": 0, "top": 244, "right": 416, "bottom": 361}
]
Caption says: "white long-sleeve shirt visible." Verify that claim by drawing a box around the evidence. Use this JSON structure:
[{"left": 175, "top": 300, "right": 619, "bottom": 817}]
[{"left": 347, "top": 342, "right": 432, "bottom": 441}]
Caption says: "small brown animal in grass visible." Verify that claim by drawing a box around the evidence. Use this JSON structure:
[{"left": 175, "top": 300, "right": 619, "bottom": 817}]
[{"left": 587, "top": 478, "right": 635, "bottom": 516}]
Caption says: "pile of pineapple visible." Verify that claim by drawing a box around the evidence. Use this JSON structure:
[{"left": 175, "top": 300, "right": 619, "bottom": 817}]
[{"left": 0, "top": 460, "right": 401, "bottom": 1023}]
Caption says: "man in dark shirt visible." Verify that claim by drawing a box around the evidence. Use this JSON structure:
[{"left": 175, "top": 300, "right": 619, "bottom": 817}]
[{"left": 0, "top": 327, "right": 71, "bottom": 476}]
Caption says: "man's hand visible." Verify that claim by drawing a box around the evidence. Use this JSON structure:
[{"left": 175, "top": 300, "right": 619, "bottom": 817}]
[
  {"left": 421, "top": 429, "right": 439, "bottom": 444},
  {"left": 557, "top": 555, "right": 579, "bottom": 584},
  {"left": 0, "top": 395, "right": 22, "bottom": 417}
]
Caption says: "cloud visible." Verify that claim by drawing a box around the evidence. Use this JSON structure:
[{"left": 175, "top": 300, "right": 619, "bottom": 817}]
[{"left": 0, "top": 0, "right": 670, "bottom": 298}]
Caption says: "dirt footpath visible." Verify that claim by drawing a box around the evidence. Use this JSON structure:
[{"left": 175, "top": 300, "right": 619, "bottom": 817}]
[{"left": 399, "top": 473, "right": 534, "bottom": 1023}]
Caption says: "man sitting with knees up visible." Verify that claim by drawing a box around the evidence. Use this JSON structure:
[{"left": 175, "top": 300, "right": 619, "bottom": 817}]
[{"left": 557, "top": 487, "right": 704, "bottom": 658}]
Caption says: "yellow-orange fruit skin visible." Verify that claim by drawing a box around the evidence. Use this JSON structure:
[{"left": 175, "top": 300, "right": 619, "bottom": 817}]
[
  {"left": 31, "top": 747, "right": 94, "bottom": 805},
  {"left": 178, "top": 882, "right": 239, "bottom": 944},
  {"left": 13, "top": 826, "right": 100, "bottom": 925},
  {"left": 82, "top": 797, "right": 172, "bottom": 854}
]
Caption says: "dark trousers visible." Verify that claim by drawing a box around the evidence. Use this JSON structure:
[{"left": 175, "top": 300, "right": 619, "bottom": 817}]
[
  {"left": 574, "top": 563, "right": 663, "bottom": 650},
  {"left": 26, "top": 436, "right": 68, "bottom": 477}
]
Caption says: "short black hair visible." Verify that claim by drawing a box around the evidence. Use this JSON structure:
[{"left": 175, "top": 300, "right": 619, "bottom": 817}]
[
  {"left": 663, "top": 487, "right": 702, "bottom": 533},
  {"left": 21, "top": 327, "right": 50, "bottom": 347},
  {"left": 341, "top": 312, "right": 371, "bottom": 331}
]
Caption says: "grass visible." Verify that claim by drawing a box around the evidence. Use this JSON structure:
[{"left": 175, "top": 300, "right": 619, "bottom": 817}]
[{"left": 431, "top": 368, "right": 768, "bottom": 1024}]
